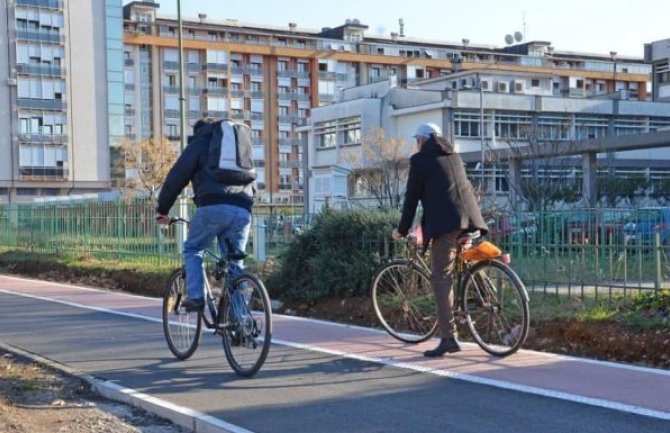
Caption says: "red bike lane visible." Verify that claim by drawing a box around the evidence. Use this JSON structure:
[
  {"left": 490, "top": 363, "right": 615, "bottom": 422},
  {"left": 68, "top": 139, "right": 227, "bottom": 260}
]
[{"left": 0, "top": 273, "right": 668, "bottom": 421}]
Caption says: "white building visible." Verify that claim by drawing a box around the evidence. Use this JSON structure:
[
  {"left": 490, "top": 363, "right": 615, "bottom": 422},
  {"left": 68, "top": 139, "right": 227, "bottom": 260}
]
[
  {"left": 0, "top": 0, "right": 124, "bottom": 203},
  {"left": 303, "top": 70, "right": 670, "bottom": 212}
]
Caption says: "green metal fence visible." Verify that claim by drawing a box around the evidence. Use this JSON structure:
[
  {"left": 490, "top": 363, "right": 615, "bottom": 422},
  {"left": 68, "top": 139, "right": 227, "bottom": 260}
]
[{"left": 0, "top": 200, "right": 668, "bottom": 298}]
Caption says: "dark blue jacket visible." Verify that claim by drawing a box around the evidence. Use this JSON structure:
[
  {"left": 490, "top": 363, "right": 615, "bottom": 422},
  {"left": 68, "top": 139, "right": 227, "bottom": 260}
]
[
  {"left": 156, "top": 122, "right": 254, "bottom": 215},
  {"left": 398, "top": 137, "right": 488, "bottom": 241}
]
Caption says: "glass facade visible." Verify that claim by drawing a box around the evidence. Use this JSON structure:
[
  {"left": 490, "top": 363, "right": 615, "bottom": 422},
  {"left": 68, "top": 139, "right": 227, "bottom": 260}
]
[{"left": 105, "top": 0, "right": 124, "bottom": 147}]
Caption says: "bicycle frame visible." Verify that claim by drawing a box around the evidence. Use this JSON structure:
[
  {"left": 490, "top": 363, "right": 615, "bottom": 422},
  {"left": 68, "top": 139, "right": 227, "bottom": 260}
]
[{"left": 401, "top": 238, "right": 473, "bottom": 308}]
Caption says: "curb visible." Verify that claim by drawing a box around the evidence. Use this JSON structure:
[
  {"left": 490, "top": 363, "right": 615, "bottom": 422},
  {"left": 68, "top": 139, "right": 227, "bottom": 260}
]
[{"left": 0, "top": 341, "right": 255, "bottom": 433}]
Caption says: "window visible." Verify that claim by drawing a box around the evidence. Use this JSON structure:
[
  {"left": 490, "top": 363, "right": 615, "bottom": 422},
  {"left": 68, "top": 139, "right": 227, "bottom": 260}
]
[
  {"left": 453, "top": 112, "right": 481, "bottom": 137},
  {"left": 340, "top": 116, "right": 361, "bottom": 145},
  {"left": 314, "top": 120, "right": 336, "bottom": 149},
  {"left": 531, "top": 79, "right": 540, "bottom": 87}
]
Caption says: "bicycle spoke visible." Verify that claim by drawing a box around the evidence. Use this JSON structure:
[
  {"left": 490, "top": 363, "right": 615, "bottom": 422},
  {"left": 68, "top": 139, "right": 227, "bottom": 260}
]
[
  {"left": 463, "top": 260, "right": 529, "bottom": 356},
  {"left": 372, "top": 261, "right": 437, "bottom": 343},
  {"left": 163, "top": 269, "right": 201, "bottom": 360},
  {"left": 222, "top": 273, "right": 272, "bottom": 377}
]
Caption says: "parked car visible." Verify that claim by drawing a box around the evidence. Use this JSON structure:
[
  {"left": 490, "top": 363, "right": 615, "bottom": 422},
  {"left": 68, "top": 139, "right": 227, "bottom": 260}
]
[
  {"left": 563, "top": 209, "right": 630, "bottom": 245},
  {"left": 623, "top": 207, "right": 670, "bottom": 246},
  {"left": 485, "top": 213, "right": 537, "bottom": 245}
]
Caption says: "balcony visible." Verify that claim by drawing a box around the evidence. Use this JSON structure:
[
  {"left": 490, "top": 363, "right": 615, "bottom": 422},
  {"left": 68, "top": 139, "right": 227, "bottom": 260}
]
[
  {"left": 278, "top": 114, "right": 300, "bottom": 124},
  {"left": 203, "top": 63, "right": 228, "bottom": 72},
  {"left": 202, "top": 110, "right": 228, "bottom": 119},
  {"left": 125, "top": 133, "right": 136, "bottom": 141},
  {"left": 278, "top": 92, "right": 310, "bottom": 101},
  {"left": 203, "top": 86, "right": 228, "bottom": 96},
  {"left": 16, "top": 63, "right": 65, "bottom": 76},
  {"left": 230, "top": 66, "right": 263, "bottom": 76},
  {"left": 229, "top": 89, "right": 246, "bottom": 98},
  {"left": 278, "top": 70, "right": 309, "bottom": 79},
  {"left": 16, "top": 0, "right": 63, "bottom": 8},
  {"left": 163, "top": 61, "right": 179, "bottom": 70},
  {"left": 19, "top": 166, "right": 67, "bottom": 180},
  {"left": 18, "top": 98, "right": 66, "bottom": 110},
  {"left": 18, "top": 134, "right": 68, "bottom": 144},
  {"left": 279, "top": 137, "right": 301, "bottom": 146},
  {"left": 16, "top": 29, "right": 64, "bottom": 44},
  {"left": 250, "top": 91, "right": 264, "bottom": 99},
  {"left": 318, "top": 71, "right": 338, "bottom": 80},
  {"left": 164, "top": 86, "right": 200, "bottom": 94}
]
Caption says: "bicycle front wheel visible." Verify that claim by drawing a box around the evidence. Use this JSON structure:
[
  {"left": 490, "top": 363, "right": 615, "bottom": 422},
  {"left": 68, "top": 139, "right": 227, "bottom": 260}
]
[
  {"left": 162, "top": 268, "right": 202, "bottom": 360},
  {"left": 371, "top": 260, "right": 438, "bottom": 343},
  {"left": 461, "top": 260, "right": 529, "bottom": 357},
  {"left": 221, "top": 272, "right": 272, "bottom": 377}
]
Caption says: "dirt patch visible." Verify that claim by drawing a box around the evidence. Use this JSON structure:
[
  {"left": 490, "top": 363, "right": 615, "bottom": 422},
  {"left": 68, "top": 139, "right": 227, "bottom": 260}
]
[{"left": 0, "top": 351, "right": 190, "bottom": 433}]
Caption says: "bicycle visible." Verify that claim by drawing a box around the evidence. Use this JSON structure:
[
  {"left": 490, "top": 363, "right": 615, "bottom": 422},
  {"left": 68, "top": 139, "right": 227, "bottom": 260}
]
[
  {"left": 371, "top": 230, "right": 529, "bottom": 357},
  {"left": 162, "top": 217, "right": 272, "bottom": 377}
]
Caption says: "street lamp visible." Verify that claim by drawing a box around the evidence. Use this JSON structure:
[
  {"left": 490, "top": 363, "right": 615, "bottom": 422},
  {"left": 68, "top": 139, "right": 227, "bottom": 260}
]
[
  {"left": 176, "top": 0, "right": 188, "bottom": 251},
  {"left": 478, "top": 77, "right": 485, "bottom": 199},
  {"left": 610, "top": 51, "right": 618, "bottom": 96},
  {"left": 462, "top": 78, "right": 486, "bottom": 201}
]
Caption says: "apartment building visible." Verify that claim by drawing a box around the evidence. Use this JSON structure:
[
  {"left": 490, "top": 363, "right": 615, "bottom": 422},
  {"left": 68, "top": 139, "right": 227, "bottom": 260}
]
[
  {"left": 0, "top": 0, "right": 124, "bottom": 203},
  {"left": 645, "top": 38, "right": 670, "bottom": 101},
  {"left": 121, "top": 1, "right": 653, "bottom": 206},
  {"left": 304, "top": 72, "right": 670, "bottom": 212}
]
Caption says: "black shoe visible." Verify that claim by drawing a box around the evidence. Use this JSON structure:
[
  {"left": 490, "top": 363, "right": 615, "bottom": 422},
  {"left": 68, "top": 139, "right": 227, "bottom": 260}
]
[
  {"left": 424, "top": 337, "right": 461, "bottom": 357},
  {"left": 181, "top": 297, "right": 204, "bottom": 312}
]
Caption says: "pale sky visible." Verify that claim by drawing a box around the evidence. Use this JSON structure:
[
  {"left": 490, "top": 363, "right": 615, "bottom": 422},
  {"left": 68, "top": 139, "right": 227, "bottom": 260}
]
[{"left": 129, "top": 0, "right": 670, "bottom": 58}]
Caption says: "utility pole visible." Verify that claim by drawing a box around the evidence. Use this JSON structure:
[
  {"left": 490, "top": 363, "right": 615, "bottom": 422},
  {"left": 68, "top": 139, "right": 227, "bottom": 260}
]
[
  {"left": 176, "top": 0, "right": 188, "bottom": 250},
  {"left": 479, "top": 75, "right": 485, "bottom": 202}
]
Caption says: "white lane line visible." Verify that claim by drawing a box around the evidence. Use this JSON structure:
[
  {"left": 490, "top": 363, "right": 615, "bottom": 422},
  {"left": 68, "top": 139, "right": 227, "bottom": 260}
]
[
  {"left": 0, "top": 287, "right": 163, "bottom": 324},
  {"left": 1, "top": 280, "right": 670, "bottom": 421},
  {"left": 271, "top": 338, "right": 670, "bottom": 421}
]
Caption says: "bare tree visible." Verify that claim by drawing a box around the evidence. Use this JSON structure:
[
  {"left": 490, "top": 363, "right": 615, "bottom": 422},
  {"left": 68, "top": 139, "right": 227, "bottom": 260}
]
[
  {"left": 344, "top": 128, "right": 410, "bottom": 209},
  {"left": 490, "top": 125, "right": 583, "bottom": 212},
  {"left": 115, "top": 137, "right": 178, "bottom": 199}
]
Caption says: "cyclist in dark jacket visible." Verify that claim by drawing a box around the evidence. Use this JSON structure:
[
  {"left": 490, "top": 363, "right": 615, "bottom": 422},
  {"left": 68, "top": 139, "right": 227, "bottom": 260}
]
[
  {"left": 392, "top": 122, "right": 488, "bottom": 357},
  {"left": 155, "top": 119, "right": 255, "bottom": 311}
]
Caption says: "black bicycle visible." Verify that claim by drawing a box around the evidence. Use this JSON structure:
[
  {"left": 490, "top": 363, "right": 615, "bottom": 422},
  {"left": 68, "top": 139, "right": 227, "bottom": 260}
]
[
  {"left": 371, "top": 231, "right": 529, "bottom": 357},
  {"left": 162, "top": 217, "right": 272, "bottom": 377}
]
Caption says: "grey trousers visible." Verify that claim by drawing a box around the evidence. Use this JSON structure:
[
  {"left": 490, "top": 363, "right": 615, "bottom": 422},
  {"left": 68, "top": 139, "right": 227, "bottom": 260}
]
[{"left": 430, "top": 230, "right": 461, "bottom": 338}]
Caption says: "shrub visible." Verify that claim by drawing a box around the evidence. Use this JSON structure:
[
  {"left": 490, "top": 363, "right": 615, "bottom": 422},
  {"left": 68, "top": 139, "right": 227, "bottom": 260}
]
[{"left": 265, "top": 208, "right": 400, "bottom": 301}]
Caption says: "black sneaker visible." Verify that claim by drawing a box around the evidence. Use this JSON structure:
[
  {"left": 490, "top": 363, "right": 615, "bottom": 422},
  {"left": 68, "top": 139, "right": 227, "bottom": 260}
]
[
  {"left": 181, "top": 298, "right": 205, "bottom": 312},
  {"left": 424, "top": 337, "right": 461, "bottom": 357}
]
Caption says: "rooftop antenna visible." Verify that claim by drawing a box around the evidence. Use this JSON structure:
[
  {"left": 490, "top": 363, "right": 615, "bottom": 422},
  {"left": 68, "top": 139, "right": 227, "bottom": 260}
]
[
  {"left": 398, "top": 18, "right": 405, "bottom": 37},
  {"left": 522, "top": 13, "right": 527, "bottom": 40}
]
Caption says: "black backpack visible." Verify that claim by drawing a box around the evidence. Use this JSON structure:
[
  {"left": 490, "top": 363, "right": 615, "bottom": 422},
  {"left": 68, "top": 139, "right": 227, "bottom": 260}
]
[{"left": 196, "top": 119, "right": 257, "bottom": 186}]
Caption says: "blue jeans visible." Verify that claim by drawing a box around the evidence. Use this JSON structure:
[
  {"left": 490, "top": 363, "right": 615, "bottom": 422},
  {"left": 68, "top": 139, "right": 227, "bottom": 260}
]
[{"left": 183, "top": 204, "right": 251, "bottom": 300}]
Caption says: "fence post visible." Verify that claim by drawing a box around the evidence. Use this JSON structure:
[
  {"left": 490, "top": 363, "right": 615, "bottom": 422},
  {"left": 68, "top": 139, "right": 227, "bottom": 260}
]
[
  {"left": 654, "top": 232, "right": 662, "bottom": 294},
  {"left": 254, "top": 215, "right": 266, "bottom": 262}
]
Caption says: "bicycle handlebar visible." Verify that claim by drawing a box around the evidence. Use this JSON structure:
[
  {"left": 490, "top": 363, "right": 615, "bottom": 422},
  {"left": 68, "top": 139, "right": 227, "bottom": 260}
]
[{"left": 169, "top": 216, "right": 189, "bottom": 225}]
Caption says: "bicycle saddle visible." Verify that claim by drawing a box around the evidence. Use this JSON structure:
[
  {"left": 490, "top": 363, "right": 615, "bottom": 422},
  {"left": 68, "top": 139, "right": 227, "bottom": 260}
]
[
  {"left": 458, "top": 230, "right": 481, "bottom": 244},
  {"left": 224, "top": 239, "right": 248, "bottom": 261}
]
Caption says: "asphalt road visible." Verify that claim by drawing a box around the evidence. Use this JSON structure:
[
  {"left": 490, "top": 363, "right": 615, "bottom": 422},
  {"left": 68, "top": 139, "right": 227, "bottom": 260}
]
[{"left": 0, "top": 277, "right": 669, "bottom": 433}]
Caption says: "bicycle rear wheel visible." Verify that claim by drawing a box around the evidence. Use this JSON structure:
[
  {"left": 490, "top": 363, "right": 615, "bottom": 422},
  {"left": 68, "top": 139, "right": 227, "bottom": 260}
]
[
  {"left": 371, "top": 259, "right": 438, "bottom": 343},
  {"left": 221, "top": 272, "right": 272, "bottom": 377},
  {"left": 162, "top": 268, "right": 202, "bottom": 360},
  {"left": 461, "top": 259, "right": 529, "bottom": 356}
]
